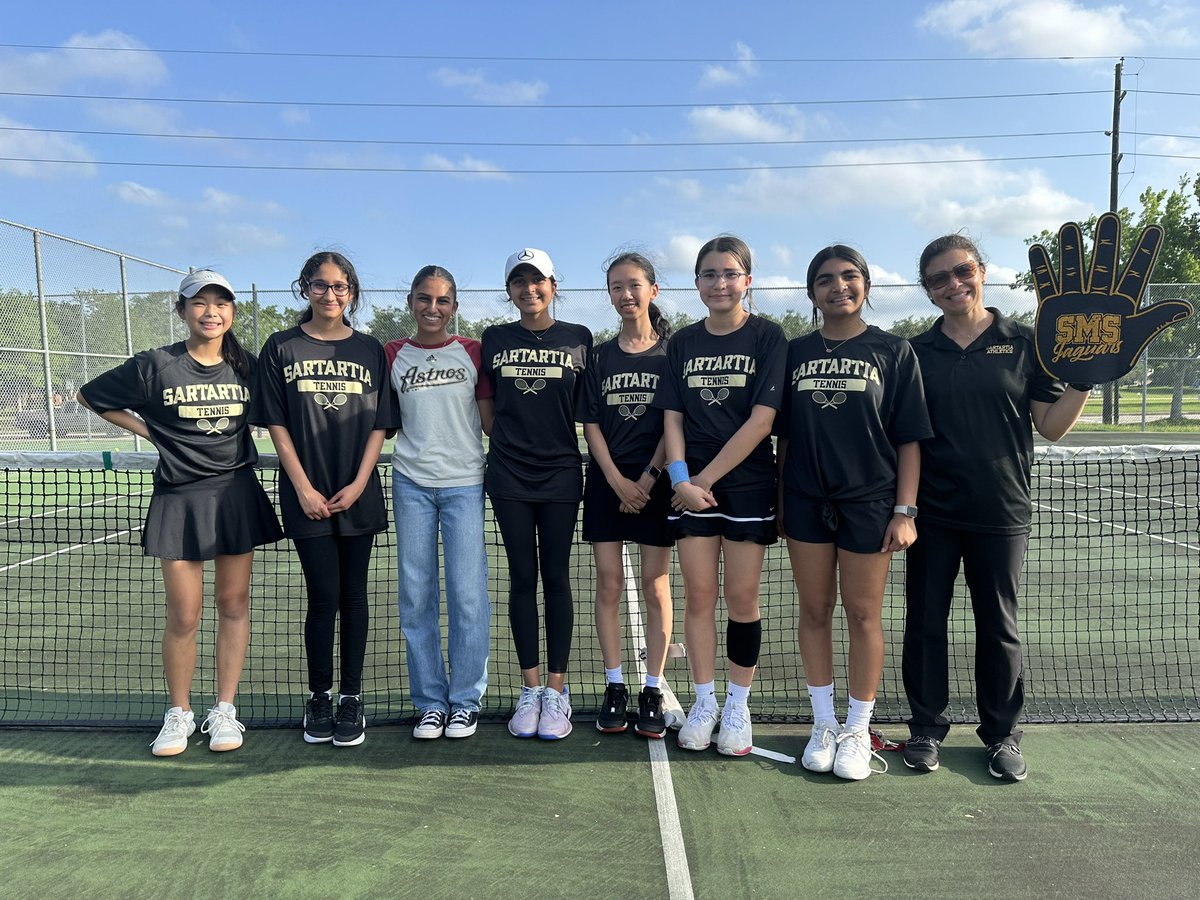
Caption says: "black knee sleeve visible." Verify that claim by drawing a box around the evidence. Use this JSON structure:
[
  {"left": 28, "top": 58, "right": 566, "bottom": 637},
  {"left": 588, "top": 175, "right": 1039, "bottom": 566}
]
[{"left": 727, "top": 619, "right": 762, "bottom": 668}]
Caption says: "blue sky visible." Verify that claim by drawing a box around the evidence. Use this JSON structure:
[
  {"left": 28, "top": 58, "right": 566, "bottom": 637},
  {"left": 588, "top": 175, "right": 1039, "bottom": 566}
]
[{"left": 2, "top": 0, "right": 1199, "bottom": 331}]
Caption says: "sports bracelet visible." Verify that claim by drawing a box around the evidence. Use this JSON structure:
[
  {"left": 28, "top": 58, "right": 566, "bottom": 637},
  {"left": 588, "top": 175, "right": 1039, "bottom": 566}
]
[{"left": 667, "top": 460, "right": 691, "bottom": 487}]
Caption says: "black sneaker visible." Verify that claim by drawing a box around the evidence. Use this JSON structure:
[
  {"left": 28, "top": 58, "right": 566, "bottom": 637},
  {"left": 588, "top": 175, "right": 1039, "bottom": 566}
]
[
  {"left": 596, "top": 682, "right": 629, "bottom": 733},
  {"left": 987, "top": 741, "right": 1028, "bottom": 781},
  {"left": 333, "top": 696, "right": 366, "bottom": 747},
  {"left": 445, "top": 709, "right": 478, "bottom": 739},
  {"left": 902, "top": 735, "right": 941, "bottom": 771},
  {"left": 635, "top": 687, "right": 666, "bottom": 739},
  {"left": 303, "top": 693, "right": 334, "bottom": 744}
]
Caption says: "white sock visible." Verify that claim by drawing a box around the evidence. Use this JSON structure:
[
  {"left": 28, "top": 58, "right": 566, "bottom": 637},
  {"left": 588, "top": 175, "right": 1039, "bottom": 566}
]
[
  {"left": 726, "top": 682, "right": 750, "bottom": 707},
  {"left": 338, "top": 694, "right": 360, "bottom": 704},
  {"left": 845, "top": 695, "right": 875, "bottom": 731},
  {"left": 807, "top": 682, "right": 836, "bottom": 724},
  {"left": 644, "top": 674, "right": 662, "bottom": 689},
  {"left": 605, "top": 666, "right": 624, "bottom": 684},
  {"left": 214, "top": 700, "right": 236, "bottom": 714},
  {"left": 694, "top": 680, "right": 716, "bottom": 701}
]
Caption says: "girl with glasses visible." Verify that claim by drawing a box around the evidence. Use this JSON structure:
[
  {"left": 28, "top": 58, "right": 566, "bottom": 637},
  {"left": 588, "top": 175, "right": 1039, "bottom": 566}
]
[
  {"left": 778, "top": 245, "right": 931, "bottom": 780},
  {"left": 78, "top": 270, "right": 282, "bottom": 757},
  {"left": 654, "top": 234, "right": 786, "bottom": 756},
  {"left": 252, "top": 251, "right": 400, "bottom": 748}
]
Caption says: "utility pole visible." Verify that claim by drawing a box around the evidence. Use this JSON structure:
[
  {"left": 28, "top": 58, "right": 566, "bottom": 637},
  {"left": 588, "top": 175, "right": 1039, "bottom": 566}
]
[{"left": 1105, "top": 58, "right": 1125, "bottom": 424}]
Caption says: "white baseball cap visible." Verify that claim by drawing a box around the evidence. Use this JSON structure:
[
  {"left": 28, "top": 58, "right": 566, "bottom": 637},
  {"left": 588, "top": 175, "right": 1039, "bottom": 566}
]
[
  {"left": 504, "top": 248, "right": 555, "bottom": 283},
  {"left": 179, "top": 269, "right": 236, "bottom": 301}
]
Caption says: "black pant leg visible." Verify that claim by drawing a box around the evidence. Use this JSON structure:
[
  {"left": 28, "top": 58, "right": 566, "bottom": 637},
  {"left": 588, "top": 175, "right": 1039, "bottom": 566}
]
[
  {"left": 491, "top": 498, "right": 542, "bottom": 671},
  {"left": 536, "top": 501, "right": 580, "bottom": 675}
]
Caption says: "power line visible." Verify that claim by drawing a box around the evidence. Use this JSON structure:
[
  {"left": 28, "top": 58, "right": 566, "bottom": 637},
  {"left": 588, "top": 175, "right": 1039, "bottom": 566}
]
[
  {"left": 0, "top": 43, "right": 1167, "bottom": 63},
  {"left": 0, "top": 152, "right": 1118, "bottom": 175},
  {"left": 0, "top": 124, "right": 1113, "bottom": 149},
  {"left": 0, "top": 88, "right": 1110, "bottom": 110}
]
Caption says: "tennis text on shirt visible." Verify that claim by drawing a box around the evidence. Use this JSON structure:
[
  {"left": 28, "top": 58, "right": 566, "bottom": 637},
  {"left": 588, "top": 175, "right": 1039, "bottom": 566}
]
[
  {"left": 282, "top": 358, "right": 373, "bottom": 410},
  {"left": 601, "top": 370, "right": 659, "bottom": 407},
  {"left": 790, "top": 358, "right": 883, "bottom": 397},
  {"left": 161, "top": 382, "right": 251, "bottom": 428},
  {"left": 490, "top": 346, "right": 576, "bottom": 393}
]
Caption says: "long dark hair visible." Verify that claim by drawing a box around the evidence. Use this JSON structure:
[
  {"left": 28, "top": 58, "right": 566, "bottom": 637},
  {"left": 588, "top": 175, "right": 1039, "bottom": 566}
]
[
  {"left": 175, "top": 284, "right": 250, "bottom": 379},
  {"left": 606, "top": 251, "right": 671, "bottom": 341},
  {"left": 294, "top": 250, "right": 363, "bottom": 325}
]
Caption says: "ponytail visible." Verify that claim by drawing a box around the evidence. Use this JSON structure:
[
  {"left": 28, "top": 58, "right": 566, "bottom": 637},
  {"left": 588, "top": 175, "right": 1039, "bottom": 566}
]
[{"left": 648, "top": 302, "right": 672, "bottom": 340}]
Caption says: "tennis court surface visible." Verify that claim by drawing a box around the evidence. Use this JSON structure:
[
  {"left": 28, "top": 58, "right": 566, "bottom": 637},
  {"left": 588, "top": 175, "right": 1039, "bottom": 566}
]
[{"left": 1, "top": 443, "right": 1197, "bottom": 897}]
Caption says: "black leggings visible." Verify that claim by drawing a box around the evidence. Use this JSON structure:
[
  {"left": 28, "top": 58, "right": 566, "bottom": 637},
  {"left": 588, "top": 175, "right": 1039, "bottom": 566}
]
[
  {"left": 294, "top": 532, "right": 375, "bottom": 696},
  {"left": 490, "top": 498, "right": 579, "bottom": 674}
]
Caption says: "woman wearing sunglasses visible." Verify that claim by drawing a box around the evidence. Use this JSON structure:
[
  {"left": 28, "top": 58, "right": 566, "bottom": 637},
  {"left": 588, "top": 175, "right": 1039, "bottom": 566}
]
[{"left": 901, "top": 234, "right": 1088, "bottom": 781}]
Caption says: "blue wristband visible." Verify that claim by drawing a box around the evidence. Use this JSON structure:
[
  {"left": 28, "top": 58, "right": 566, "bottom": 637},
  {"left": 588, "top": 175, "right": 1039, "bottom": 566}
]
[{"left": 667, "top": 460, "right": 691, "bottom": 487}]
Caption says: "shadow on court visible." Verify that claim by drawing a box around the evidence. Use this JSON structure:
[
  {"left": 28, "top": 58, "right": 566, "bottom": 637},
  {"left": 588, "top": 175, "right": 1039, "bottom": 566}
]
[{"left": 1, "top": 723, "right": 1197, "bottom": 899}]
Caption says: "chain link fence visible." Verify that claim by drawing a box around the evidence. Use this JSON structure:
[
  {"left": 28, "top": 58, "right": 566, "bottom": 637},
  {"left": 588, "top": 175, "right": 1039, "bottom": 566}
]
[{"left": 3, "top": 219, "right": 1197, "bottom": 448}]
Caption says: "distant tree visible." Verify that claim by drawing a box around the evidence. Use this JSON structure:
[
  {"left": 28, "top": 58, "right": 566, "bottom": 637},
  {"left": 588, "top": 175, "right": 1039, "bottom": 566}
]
[
  {"left": 888, "top": 314, "right": 940, "bottom": 338},
  {"left": 364, "top": 306, "right": 415, "bottom": 344}
]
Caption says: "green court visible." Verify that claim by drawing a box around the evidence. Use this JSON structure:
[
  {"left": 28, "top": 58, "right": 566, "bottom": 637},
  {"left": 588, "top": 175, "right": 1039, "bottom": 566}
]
[{"left": 2, "top": 724, "right": 1197, "bottom": 899}]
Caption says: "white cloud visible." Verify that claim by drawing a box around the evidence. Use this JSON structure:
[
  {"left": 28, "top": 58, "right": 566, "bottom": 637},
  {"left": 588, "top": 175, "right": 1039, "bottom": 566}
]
[
  {"left": 279, "top": 107, "right": 311, "bottom": 127},
  {"left": 753, "top": 274, "right": 805, "bottom": 288},
  {"left": 422, "top": 153, "right": 512, "bottom": 180},
  {"left": 94, "top": 100, "right": 185, "bottom": 133},
  {"left": 655, "top": 177, "right": 704, "bottom": 202},
  {"left": 732, "top": 142, "right": 1091, "bottom": 240},
  {"left": 212, "top": 224, "right": 288, "bottom": 254},
  {"left": 110, "top": 181, "right": 170, "bottom": 207},
  {"left": 200, "top": 188, "right": 243, "bottom": 214},
  {"left": 869, "top": 265, "right": 911, "bottom": 286},
  {"left": 689, "top": 105, "right": 806, "bottom": 142},
  {"left": 918, "top": 0, "right": 1194, "bottom": 55},
  {"left": 433, "top": 67, "right": 548, "bottom": 104},
  {"left": 0, "top": 30, "right": 166, "bottom": 92},
  {"left": 771, "top": 244, "right": 793, "bottom": 268},
  {"left": 0, "top": 114, "right": 95, "bottom": 178},
  {"left": 700, "top": 41, "right": 759, "bottom": 87},
  {"left": 663, "top": 234, "right": 705, "bottom": 273}
]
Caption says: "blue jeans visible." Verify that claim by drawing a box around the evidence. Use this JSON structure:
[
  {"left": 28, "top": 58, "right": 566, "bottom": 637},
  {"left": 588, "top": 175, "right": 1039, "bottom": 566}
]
[{"left": 393, "top": 471, "right": 491, "bottom": 712}]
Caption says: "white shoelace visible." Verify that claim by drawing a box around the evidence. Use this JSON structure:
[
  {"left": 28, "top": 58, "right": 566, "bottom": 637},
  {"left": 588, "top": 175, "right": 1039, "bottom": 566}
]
[
  {"left": 151, "top": 710, "right": 192, "bottom": 747},
  {"left": 721, "top": 702, "right": 749, "bottom": 732},
  {"left": 201, "top": 707, "right": 245, "bottom": 738},
  {"left": 687, "top": 697, "right": 718, "bottom": 727},
  {"left": 836, "top": 727, "right": 889, "bottom": 774}
]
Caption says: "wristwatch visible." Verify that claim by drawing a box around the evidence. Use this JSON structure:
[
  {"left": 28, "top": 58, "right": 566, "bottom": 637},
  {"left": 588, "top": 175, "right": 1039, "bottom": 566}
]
[
  {"left": 643, "top": 464, "right": 663, "bottom": 481},
  {"left": 893, "top": 505, "right": 918, "bottom": 518}
]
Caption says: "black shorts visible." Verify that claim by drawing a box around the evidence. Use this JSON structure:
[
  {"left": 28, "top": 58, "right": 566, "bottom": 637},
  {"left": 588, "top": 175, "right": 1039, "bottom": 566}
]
[
  {"left": 142, "top": 466, "right": 283, "bottom": 561},
  {"left": 782, "top": 492, "right": 892, "bottom": 554},
  {"left": 582, "top": 463, "right": 674, "bottom": 547},
  {"left": 669, "top": 484, "right": 777, "bottom": 545}
]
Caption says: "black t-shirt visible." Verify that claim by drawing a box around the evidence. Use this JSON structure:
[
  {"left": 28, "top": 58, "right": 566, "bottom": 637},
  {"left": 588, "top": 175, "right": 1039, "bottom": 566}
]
[
  {"left": 653, "top": 314, "right": 786, "bottom": 493},
  {"left": 481, "top": 320, "right": 592, "bottom": 502},
  {"left": 778, "top": 325, "right": 932, "bottom": 502},
  {"left": 576, "top": 336, "right": 668, "bottom": 470},
  {"left": 80, "top": 342, "right": 258, "bottom": 486},
  {"left": 909, "top": 309, "right": 1065, "bottom": 534},
  {"left": 251, "top": 326, "right": 400, "bottom": 537}
]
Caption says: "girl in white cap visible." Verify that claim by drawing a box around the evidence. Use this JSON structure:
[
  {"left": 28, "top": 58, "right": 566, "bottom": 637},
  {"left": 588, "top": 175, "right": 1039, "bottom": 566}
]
[
  {"left": 482, "top": 248, "right": 592, "bottom": 740},
  {"left": 78, "top": 269, "right": 282, "bottom": 757}
]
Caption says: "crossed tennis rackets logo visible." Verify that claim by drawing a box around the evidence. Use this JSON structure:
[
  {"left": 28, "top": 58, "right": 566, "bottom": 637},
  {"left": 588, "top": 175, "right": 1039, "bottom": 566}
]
[
  {"left": 196, "top": 416, "right": 230, "bottom": 434},
  {"left": 618, "top": 403, "right": 646, "bottom": 421},
  {"left": 700, "top": 387, "right": 729, "bottom": 406},
  {"left": 314, "top": 392, "right": 348, "bottom": 412},
  {"left": 811, "top": 390, "right": 846, "bottom": 410},
  {"left": 515, "top": 377, "right": 546, "bottom": 395}
]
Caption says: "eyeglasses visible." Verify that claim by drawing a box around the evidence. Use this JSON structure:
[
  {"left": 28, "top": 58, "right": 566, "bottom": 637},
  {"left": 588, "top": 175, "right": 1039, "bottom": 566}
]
[
  {"left": 923, "top": 260, "right": 979, "bottom": 290},
  {"left": 696, "top": 269, "right": 746, "bottom": 286},
  {"left": 307, "top": 280, "right": 352, "bottom": 298}
]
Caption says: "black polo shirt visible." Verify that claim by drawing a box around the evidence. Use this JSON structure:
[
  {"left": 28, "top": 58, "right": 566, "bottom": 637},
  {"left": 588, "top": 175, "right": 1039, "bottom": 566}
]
[{"left": 909, "top": 308, "right": 1064, "bottom": 534}]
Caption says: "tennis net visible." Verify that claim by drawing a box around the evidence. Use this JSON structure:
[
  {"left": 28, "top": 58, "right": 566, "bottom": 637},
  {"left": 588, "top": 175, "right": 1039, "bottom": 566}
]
[{"left": 2, "top": 445, "right": 1197, "bottom": 727}]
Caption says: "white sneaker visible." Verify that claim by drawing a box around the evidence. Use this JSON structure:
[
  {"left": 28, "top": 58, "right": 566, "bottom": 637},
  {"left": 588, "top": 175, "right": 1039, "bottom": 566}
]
[
  {"left": 201, "top": 702, "right": 245, "bottom": 752},
  {"left": 801, "top": 719, "right": 840, "bottom": 773},
  {"left": 677, "top": 695, "right": 720, "bottom": 751},
  {"left": 660, "top": 682, "right": 686, "bottom": 731},
  {"left": 151, "top": 707, "right": 196, "bottom": 757},
  {"left": 537, "top": 687, "right": 573, "bottom": 740},
  {"left": 508, "top": 686, "right": 543, "bottom": 738},
  {"left": 716, "top": 701, "right": 753, "bottom": 756},
  {"left": 834, "top": 725, "right": 888, "bottom": 780}
]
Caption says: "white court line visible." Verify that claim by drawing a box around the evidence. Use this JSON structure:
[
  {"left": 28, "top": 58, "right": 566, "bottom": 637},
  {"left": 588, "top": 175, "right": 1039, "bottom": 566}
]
[
  {"left": 1033, "top": 501, "right": 1200, "bottom": 553},
  {"left": 622, "top": 545, "right": 695, "bottom": 900},
  {"left": 0, "top": 489, "right": 151, "bottom": 528},
  {"left": 1036, "top": 473, "right": 1190, "bottom": 509},
  {"left": 0, "top": 525, "right": 142, "bottom": 573}
]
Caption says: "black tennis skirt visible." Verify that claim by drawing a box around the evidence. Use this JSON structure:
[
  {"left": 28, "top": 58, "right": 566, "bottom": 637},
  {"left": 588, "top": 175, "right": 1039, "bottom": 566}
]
[
  {"left": 142, "top": 466, "right": 283, "bottom": 561},
  {"left": 582, "top": 462, "right": 674, "bottom": 547},
  {"left": 668, "top": 483, "right": 778, "bottom": 545}
]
